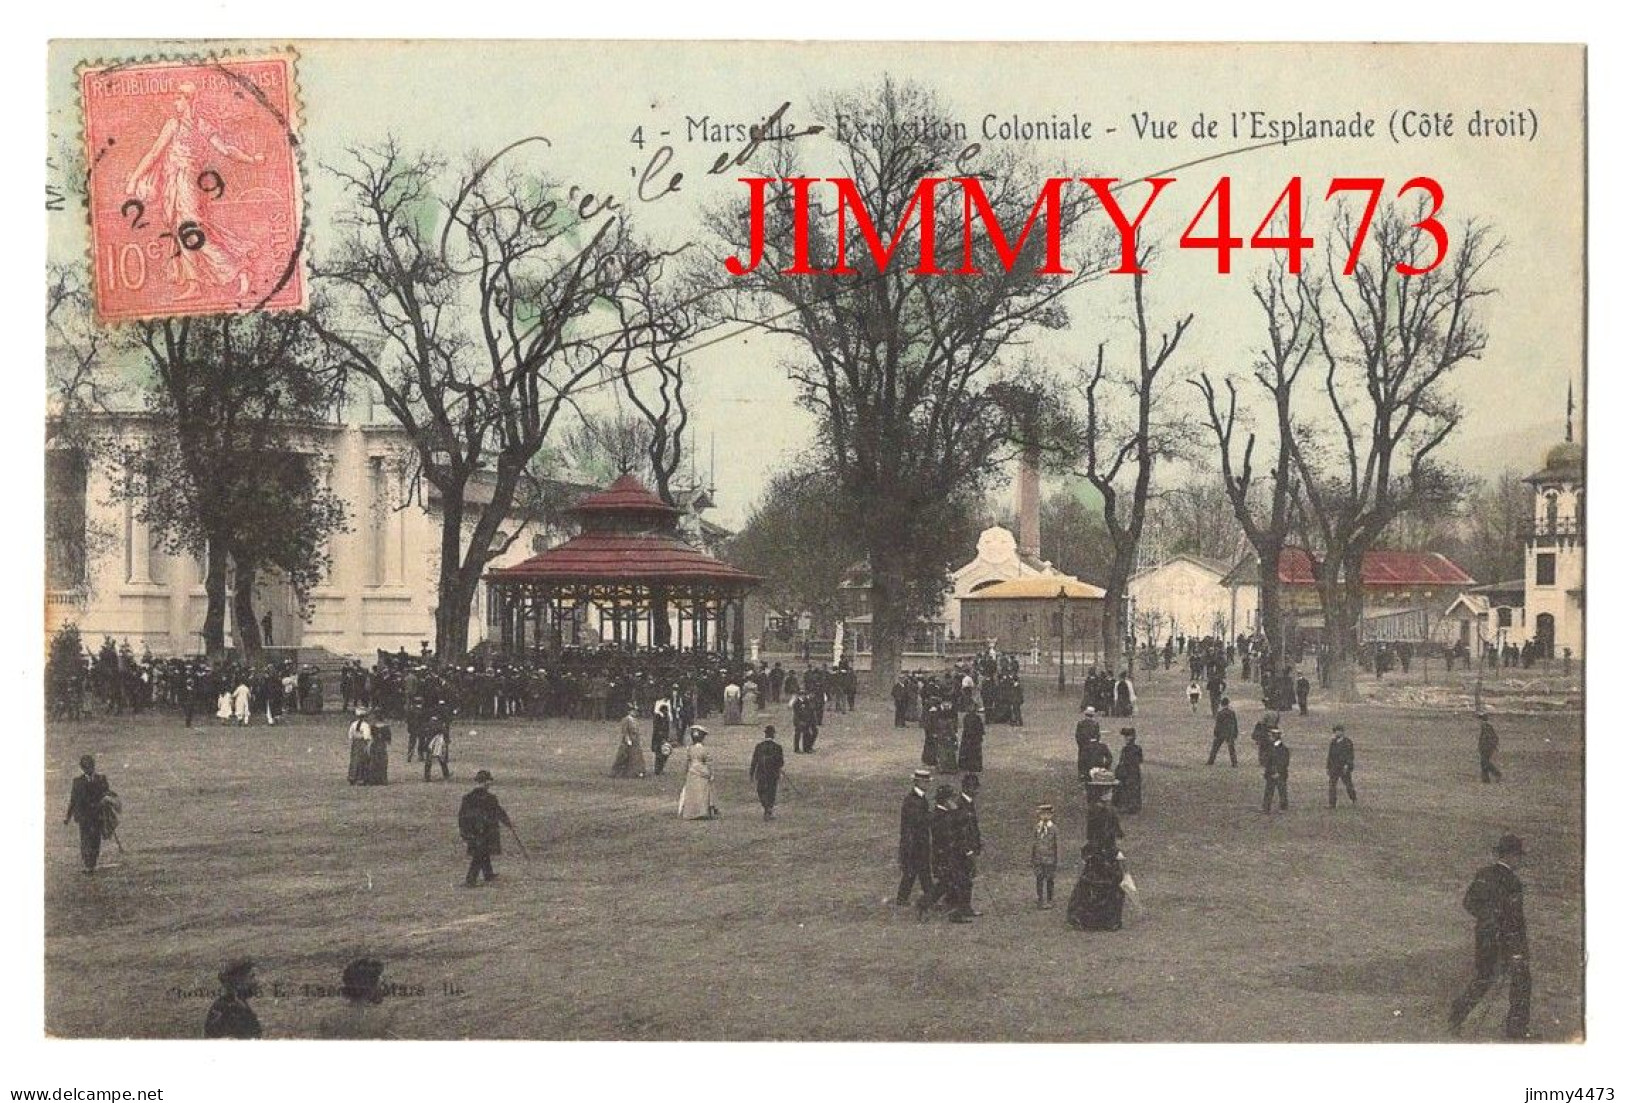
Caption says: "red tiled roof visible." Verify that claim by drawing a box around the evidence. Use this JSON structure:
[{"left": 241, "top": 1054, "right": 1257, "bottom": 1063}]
[
  {"left": 1276, "top": 547, "right": 1474, "bottom": 587},
  {"left": 486, "top": 531, "right": 761, "bottom": 586},
  {"left": 574, "top": 473, "right": 680, "bottom": 518}
]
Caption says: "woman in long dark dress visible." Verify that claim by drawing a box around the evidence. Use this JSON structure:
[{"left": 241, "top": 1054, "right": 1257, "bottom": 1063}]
[
  {"left": 1066, "top": 841, "right": 1126, "bottom": 930},
  {"left": 1113, "top": 728, "right": 1143, "bottom": 813},
  {"left": 959, "top": 708, "right": 985, "bottom": 773},
  {"left": 920, "top": 705, "right": 940, "bottom": 767},
  {"left": 364, "top": 723, "right": 391, "bottom": 785}
]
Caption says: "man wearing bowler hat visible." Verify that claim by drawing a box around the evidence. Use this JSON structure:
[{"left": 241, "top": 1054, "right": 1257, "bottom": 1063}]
[
  {"left": 458, "top": 769, "right": 512, "bottom": 888},
  {"left": 1262, "top": 728, "right": 1290, "bottom": 813},
  {"left": 748, "top": 725, "right": 785, "bottom": 820},
  {"left": 1327, "top": 725, "right": 1357, "bottom": 808},
  {"left": 895, "top": 768, "right": 934, "bottom": 909},
  {"left": 64, "top": 754, "right": 113, "bottom": 874},
  {"left": 1448, "top": 833, "right": 1532, "bottom": 1039}
]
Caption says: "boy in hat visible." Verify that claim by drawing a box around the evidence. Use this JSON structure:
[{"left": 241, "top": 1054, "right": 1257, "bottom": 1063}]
[
  {"left": 1262, "top": 729, "right": 1291, "bottom": 812},
  {"left": 1327, "top": 725, "right": 1357, "bottom": 808},
  {"left": 64, "top": 754, "right": 113, "bottom": 874},
  {"left": 1187, "top": 679, "right": 1201, "bottom": 713},
  {"left": 458, "top": 770, "right": 512, "bottom": 887},
  {"left": 895, "top": 769, "right": 934, "bottom": 908},
  {"left": 204, "top": 958, "right": 262, "bottom": 1039},
  {"left": 423, "top": 714, "right": 452, "bottom": 782},
  {"left": 1448, "top": 834, "right": 1532, "bottom": 1039},
  {"left": 748, "top": 725, "right": 785, "bottom": 819},
  {"left": 1031, "top": 804, "right": 1059, "bottom": 908}
]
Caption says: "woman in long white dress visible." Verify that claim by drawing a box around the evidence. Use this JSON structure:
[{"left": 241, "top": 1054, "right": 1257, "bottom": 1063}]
[{"left": 677, "top": 727, "right": 717, "bottom": 820}]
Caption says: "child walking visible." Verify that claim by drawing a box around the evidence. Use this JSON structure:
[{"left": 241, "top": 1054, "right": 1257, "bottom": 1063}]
[
  {"left": 1032, "top": 803, "right": 1059, "bottom": 908},
  {"left": 1187, "top": 680, "right": 1202, "bottom": 713}
]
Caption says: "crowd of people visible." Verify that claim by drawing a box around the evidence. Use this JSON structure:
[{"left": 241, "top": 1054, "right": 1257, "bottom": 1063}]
[{"left": 54, "top": 626, "right": 1536, "bottom": 1042}]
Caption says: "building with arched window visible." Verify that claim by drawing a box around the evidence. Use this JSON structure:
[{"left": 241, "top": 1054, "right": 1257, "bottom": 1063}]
[{"left": 1524, "top": 429, "right": 1584, "bottom": 659}]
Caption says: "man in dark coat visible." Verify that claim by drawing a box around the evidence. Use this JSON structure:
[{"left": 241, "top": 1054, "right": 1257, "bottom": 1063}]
[
  {"left": 791, "top": 691, "right": 818, "bottom": 754},
  {"left": 959, "top": 708, "right": 985, "bottom": 773},
  {"left": 1448, "top": 834, "right": 1532, "bottom": 1039},
  {"left": 1075, "top": 706, "right": 1102, "bottom": 779},
  {"left": 1326, "top": 725, "right": 1357, "bottom": 808},
  {"left": 1477, "top": 712, "right": 1503, "bottom": 782},
  {"left": 949, "top": 773, "right": 983, "bottom": 920},
  {"left": 924, "top": 785, "right": 977, "bottom": 922},
  {"left": 1251, "top": 711, "right": 1278, "bottom": 767},
  {"left": 891, "top": 675, "right": 910, "bottom": 728},
  {"left": 204, "top": 959, "right": 263, "bottom": 1039},
  {"left": 894, "top": 769, "right": 934, "bottom": 909},
  {"left": 1206, "top": 671, "right": 1226, "bottom": 718},
  {"left": 1295, "top": 674, "right": 1311, "bottom": 716},
  {"left": 64, "top": 754, "right": 112, "bottom": 874},
  {"left": 1262, "top": 729, "right": 1290, "bottom": 813},
  {"left": 1208, "top": 697, "right": 1239, "bottom": 766},
  {"left": 748, "top": 726, "right": 786, "bottom": 820},
  {"left": 458, "top": 769, "right": 512, "bottom": 888}
]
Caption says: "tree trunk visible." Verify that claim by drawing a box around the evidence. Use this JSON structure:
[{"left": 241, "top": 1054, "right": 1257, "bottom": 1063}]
[
  {"left": 1099, "top": 585, "right": 1121, "bottom": 676},
  {"left": 866, "top": 554, "right": 907, "bottom": 696},
  {"left": 1317, "top": 559, "right": 1362, "bottom": 703},
  {"left": 1256, "top": 545, "right": 1282, "bottom": 651},
  {"left": 201, "top": 541, "right": 228, "bottom": 661},
  {"left": 1101, "top": 545, "right": 1136, "bottom": 675},
  {"left": 438, "top": 566, "right": 480, "bottom": 661},
  {"left": 434, "top": 484, "right": 469, "bottom": 660},
  {"left": 230, "top": 555, "right": 263, "bottom": 661}
]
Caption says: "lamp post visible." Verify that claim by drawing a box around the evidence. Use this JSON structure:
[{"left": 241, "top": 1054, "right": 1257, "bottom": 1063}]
[{"left": 1057, "top": 585, "right": 1068, "bottom": 692}]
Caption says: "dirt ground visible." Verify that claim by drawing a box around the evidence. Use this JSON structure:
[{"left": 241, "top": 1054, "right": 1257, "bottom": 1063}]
[{"left": 43, "top": 663, "right": 1583, "bottom": 1041}]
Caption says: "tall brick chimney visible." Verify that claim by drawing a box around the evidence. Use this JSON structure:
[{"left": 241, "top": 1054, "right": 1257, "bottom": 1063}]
[{"left": 1016, "top": 444, "right": 1041, "bottom": 559}]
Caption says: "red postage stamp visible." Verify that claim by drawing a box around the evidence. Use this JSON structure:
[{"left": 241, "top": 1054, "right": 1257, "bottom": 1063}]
[{"left": 79, "top": 54, "right": 306, "bottom": 323}]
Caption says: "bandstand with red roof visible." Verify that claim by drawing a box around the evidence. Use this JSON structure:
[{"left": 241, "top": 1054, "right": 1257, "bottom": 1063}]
[{"left": 483, "top": 475, "right": 761, "bottom": 658}]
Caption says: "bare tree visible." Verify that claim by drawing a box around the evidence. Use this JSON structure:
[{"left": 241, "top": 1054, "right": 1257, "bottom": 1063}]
[
  {"left": 606, "top": 260, "right": 696, "bottom": 506},
  {"left": 1140, "top": 476, "right": 1251, "bottom": 565},
  {"left": 312, "top": 141, "right": 670, "bottom": 657},
  {"left": 708, "top": 78, "right": 1110, "bottom": 691},
  {"left": 1192, "top": 251, "right": 1318, "bottom": 666},
  {"left": 1071, "top": 266, "right": 1194, "bottom": 668},
  {"left": 1290, "top": 200, "right": 1499, "bottom": 699},
  {"left": 45, "top": 264, "right": 117, "bottom": 445}
]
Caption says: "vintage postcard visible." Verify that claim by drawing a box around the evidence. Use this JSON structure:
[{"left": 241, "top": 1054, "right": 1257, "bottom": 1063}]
[{"left": 40, "top": 36, "right": 1587, "bottom": 1071}]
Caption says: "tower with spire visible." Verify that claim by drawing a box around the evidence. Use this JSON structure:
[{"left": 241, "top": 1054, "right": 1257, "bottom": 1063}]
[{"left": 1523, "top": 381, "right": 1584, "bottom": 659}]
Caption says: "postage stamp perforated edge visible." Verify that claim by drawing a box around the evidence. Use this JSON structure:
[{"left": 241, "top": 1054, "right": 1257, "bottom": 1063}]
[{"left": 73, "top": 46, "right": 309, "bottom": 326}]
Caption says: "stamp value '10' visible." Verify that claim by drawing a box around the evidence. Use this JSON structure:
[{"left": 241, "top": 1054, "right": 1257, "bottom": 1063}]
[{"left": 79, "top": 54, "right": 306, "bottom": 323}]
